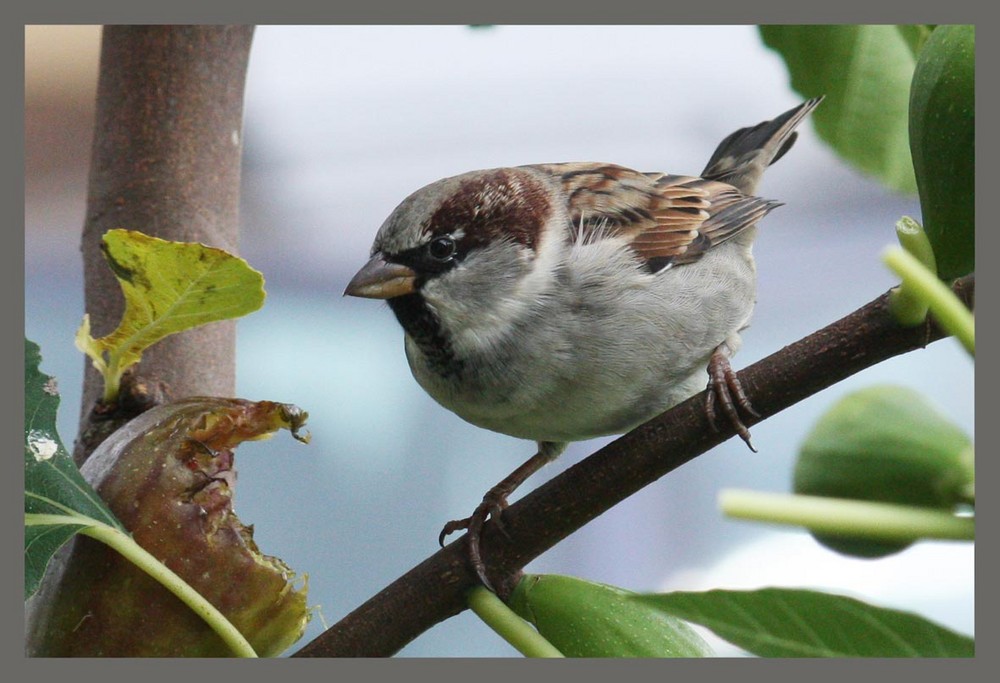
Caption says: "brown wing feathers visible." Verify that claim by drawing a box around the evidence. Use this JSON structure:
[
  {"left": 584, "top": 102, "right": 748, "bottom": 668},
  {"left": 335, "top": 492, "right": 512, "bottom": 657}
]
[
  {"left": 535, "top": 163, "right": 778, "bottom": 272},
  {"left": 527, "top": 99, "right": 821, "bottom": 273}
]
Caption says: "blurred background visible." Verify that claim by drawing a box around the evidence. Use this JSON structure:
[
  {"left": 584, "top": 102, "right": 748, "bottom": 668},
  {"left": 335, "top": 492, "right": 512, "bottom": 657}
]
[{"left": 25, "top": 25, "right": 973, "bottom": 657}]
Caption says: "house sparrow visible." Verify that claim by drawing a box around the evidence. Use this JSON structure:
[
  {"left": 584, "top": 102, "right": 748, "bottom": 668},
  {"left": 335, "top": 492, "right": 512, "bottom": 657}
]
[{"left": 345, "top": 97, "right": 822, "bottom": 589}]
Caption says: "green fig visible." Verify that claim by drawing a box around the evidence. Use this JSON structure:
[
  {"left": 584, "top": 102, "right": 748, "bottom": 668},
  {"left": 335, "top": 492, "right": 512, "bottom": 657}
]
[
  {"left": 794, "top": 385, "right": 973, "bottom": 558},
  {"left": 909, "top": 25, "right": 975, "bottom": 280},
  {"left": 509, "top": 574, "right": 712, "bottom": 657}
]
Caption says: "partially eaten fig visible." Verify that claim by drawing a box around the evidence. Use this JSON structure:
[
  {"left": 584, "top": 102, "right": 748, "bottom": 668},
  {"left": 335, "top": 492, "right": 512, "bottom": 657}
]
[{"left": 26, "top": 397, "right": 312, "bottom": 657}]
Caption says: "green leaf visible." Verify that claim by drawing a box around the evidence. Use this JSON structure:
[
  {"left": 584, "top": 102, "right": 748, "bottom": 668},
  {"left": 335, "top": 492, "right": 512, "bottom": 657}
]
[
  {"left": 75, "top": 229, "right": 266, "bottom": 401},
  {"left": 635, "top": 588, "right": 974, "bottom": 657},
  {"left": 509, "top": 574, "right": 713, "bottom": 657},
  {"left": 759, "top": 25, "right": 918, "bottom": 193},
  {"left": 896, "top": 24, "right": 934, "bottom": 58},
  {"left": 24, "top": 339, "right": 124, "bottom": 599}
]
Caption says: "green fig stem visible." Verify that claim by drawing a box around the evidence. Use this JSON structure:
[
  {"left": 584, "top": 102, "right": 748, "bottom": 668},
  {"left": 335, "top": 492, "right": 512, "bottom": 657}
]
[
  {"left": 25, "top": 513, "right": 258, "bottom": 658},
  {"left": 883, "top": 246, "right": 975, "bottom": 355},
  {"left": 888, "top": 217, "right": 937, "bottom": 325},
  {"left": 895, "top": 216, "right": 938, "bottom": 270},
  {"left": 467, "top": 586, "right": 564, "bottom": 658},
  {"left": 718, "top": 490, "right": 974, "bottom": 542}
]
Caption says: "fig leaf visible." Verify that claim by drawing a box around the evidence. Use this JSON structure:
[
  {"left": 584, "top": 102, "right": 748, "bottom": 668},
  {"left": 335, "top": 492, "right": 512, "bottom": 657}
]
[
  {"left": 759, "top": 24, "right": 919, "bottom": 193},
  {"left": 24, "top": 338, "right": 124, "bottom": 600},
  {"left": 75, "top": 229, "right": 266, "bottom": 401},
  {"left": 636, "top": 588, "right": 973, "bottom": 657}
]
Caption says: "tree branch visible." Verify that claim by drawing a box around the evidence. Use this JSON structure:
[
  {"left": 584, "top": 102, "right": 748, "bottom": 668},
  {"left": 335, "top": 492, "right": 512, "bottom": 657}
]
[
  {"left": 293, "top": 274, "right": 974, "bottom": 657},
  {"left": 75, "top": 25, "right": 255, "bottom": 465}
]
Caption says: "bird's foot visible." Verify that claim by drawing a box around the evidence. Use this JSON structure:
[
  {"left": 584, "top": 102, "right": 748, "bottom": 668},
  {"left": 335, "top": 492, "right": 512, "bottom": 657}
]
[
  {"left": 439, "top": 485, "right": 512, "bottom": 591},
  {"left": 705, "top": 344, "right": 760, "bottom": 452}
]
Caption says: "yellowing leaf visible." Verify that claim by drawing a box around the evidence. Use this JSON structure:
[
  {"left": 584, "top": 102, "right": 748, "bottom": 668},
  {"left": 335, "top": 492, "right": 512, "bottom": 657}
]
[{"left": 76, "top": 230, "right": 266, "bottom": 401}]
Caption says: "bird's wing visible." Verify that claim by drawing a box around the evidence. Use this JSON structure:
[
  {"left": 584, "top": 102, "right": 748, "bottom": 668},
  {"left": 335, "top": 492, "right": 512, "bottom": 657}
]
[{"left": 531, "top": 162, "right": 778, "bottom": 272}]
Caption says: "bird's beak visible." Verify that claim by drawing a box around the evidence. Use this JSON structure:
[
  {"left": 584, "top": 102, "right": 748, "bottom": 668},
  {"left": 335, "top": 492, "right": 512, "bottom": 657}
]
[{"left": 344, "top": 254, "right": 417, "bottom": 299}]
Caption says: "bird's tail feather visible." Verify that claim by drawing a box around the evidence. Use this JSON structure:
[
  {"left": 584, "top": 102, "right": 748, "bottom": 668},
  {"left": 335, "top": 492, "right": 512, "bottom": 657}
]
[{"left": 701, "top": 96, "right": 824, "bottom": 194}]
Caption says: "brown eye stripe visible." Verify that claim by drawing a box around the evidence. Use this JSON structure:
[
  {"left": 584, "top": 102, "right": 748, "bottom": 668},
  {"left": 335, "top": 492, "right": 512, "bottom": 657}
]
[{"left": 425, "top": 169, "right": 550, "bottom": 251}]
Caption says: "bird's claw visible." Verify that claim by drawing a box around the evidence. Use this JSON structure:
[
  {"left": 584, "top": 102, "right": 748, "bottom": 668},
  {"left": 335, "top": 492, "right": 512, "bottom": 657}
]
[
  {"left": 438, "top": 488, "right": 512, "bottom": 591},
  {"left": 705, "top": 346, "right": 759, "bottom": 452}
]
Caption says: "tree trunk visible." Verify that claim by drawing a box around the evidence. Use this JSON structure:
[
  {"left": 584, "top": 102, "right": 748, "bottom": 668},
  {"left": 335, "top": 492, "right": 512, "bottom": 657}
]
[{"left": 75, "top": 25, "right": 255, "bottom": 465}]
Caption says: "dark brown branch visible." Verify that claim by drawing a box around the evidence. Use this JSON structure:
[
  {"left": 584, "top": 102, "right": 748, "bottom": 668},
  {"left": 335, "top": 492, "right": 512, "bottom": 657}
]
[
  {"left": 75, "top": 25, "right": 255, "bottom": 465},
  {"left": 293, "top": 274, "right": 974, "bottom": 657}
]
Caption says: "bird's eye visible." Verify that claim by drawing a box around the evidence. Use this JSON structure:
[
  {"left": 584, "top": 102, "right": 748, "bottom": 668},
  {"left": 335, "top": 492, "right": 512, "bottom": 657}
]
[{"left": 427, "top": 235, "right": 457, "bottom": 261}]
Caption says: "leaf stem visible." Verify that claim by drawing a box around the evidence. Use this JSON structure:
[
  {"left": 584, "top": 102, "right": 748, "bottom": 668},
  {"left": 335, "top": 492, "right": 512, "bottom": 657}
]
[
  {"left": 25, "top": 514, "right": 258, "bottom": 657},
  {"left": 883, "top": 246, "right": 974, "bottom": 355},
  {"left": 467, "top": 586, "right": 564, "bottom": 658},
  {"left": 718, "top": 490, "right": 974, "bottom": 542},
  {"left": 102, "top": 356, "right": 123, "bottom": 403}
]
